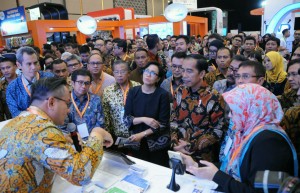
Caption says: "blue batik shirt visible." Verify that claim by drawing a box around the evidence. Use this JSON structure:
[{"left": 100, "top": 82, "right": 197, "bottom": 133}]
[
  {"left": 67, "top": 91, "right": 105, "bottom": 135},
  {"left": 6, "top": 71, "right": 54, "bottom": 117}
]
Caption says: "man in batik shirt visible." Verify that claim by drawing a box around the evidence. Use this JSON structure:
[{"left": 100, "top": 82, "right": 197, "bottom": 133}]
[
  {"left": 0, "top": 77, "right": 113, "bottom": 192},
  {"left": 103, "top": 60, "right": 140, "bottom": 139},
  {"left": 66, "top": 69, "right": 106, "bottom": 139},
  {"left": 170, "top": 54, "right": 225, "bottom": 162},
  {"left": 0, "top": 56, "right": 17, "bottom": 121}
]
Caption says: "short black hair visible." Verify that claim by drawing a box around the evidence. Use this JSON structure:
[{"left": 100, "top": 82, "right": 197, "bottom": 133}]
[
  {"left": 232, "top": 55, "right": 248, "bottom": 62},
  {"left": 185, "top": 54, "right": 209, "bottom": 73},
  {"left": 143, "top": 61, "right": 164, "bottom": 86},
  {"left": 176, "top": 35, "right": 190, "bottom": 44},
  {"left": 287, "top": 59, "right": 300, "bottom": 71},
  {"left": 238, "top": 60, "right": 265, "bottom": 78},
  {"left": 170, "top": 35, "right": 177, "bottom": 40},
  {"left": 79, "top": 45, "right": 90, "bottom": 54},
  {"left": 208, "top": 33, "right": 223, "bottom": 42},
  {"left": 31, "top": 77, "right": 67, "bottom": 103},
  {"left": 134, "top": 48, "right": 148, "bottom": 57},
  {"left": 146, "top": 34, "right": 160, "bottom": 50},
  {"left": 43, "top": 44, "right": 51, "bottom": 50},
  {"left": 171, "top": 52, "right": 187, "bottom": 61},
  {"left": 52, "top": 59, "right": 67, "bottom": 67},
  {"left": 217, "top": 47, "right": 233, "bottom": 58},
  {"left": 105, "top": 39, "right": 112, "bottom": 45},
  {"left": 244, "top": 36, "right": 256, "bottom": 45},
  {"left": 282, "top": 29, "right": 289, "bottom": 36},
  {"left": 71, "top": 69, "right": 92, "bottom": 82},
  {"left": 50, "top": 42, "right": 58, "bottom": 47},
  {"left": 115, "top": 39, "right": 127, "bottom": 53},
  {"left": 248, "top": 51, "right": 263, "bottom": 63},
  {"left": 232, "top": 35, "right": 243, "bottom": 41},
  {"left": 112, "top": 60, "right": 130, "bottom": 71},
  {"left": 265, "top": 37, "right": 280, "bottom": 46}
]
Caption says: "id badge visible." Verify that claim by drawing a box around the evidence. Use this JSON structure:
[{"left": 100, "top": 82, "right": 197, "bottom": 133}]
[
  {"left": 77, "top": 123, "right": 89, "bottom": 138},
  {"left": 120, "top": 107, "right": 125, "bottom": 123}
]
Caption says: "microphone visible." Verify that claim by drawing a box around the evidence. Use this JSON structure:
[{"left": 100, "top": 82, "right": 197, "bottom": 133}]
[{"left": 67, "top": 123, "right": 82, "bottom": 152}]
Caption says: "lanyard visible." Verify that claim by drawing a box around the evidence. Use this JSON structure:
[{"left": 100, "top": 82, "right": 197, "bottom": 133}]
[
  {"left": 120, "top": 82, "right": 130, "bottom": 105},
  {"left": 71, "top": 92, "right": 90, "bottom": 119},
  {"left": 91, "top": 73, "right": 105, "bottom": 95},
  {"left": 170, "top": 81, "right": 174, "bottom": 97},
  {"left": 21, "top": 73, "right": 40, "bottom": 97}
]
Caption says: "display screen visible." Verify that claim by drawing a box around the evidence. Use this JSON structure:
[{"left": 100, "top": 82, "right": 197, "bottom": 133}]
[
  {"left": 0, "top": 6, "right": 28, "bottom": 36},
  {"left": 149, "top": 22, "right": 173, "bottom": 39}
]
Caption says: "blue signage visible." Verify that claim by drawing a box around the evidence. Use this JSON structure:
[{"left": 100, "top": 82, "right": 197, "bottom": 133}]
[{"left": 0, "top": 6, "right": 28, "bottom": 36}]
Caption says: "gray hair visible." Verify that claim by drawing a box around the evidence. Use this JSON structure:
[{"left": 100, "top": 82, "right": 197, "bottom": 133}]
[
  {"left": 16, "top": 46, "right": 37, "bottom": 64},
  {"left": 65, "top": 54, "right": 81, "bottom": 63}
]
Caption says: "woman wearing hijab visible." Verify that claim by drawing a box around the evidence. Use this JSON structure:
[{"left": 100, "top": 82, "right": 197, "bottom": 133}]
[
  {"left": 264, "top": 51, "right": 287, "bottom": 95},
  {"left": 182, "top": 84, "right": 297, "bottom": 193}
]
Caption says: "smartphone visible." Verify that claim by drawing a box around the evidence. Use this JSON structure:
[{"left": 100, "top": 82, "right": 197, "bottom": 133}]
[{"left": 168, "top": 150, "right": 183, "bottom": 162}]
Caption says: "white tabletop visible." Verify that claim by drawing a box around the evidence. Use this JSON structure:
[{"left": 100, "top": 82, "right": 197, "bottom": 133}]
[{"left": 51, "top": 154, "right": 219, "bottom": 193}]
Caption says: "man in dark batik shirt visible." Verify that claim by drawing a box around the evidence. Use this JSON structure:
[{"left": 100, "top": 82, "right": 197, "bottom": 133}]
[{"left": 170, "top": 54, "right": 225, "bottom": 162}]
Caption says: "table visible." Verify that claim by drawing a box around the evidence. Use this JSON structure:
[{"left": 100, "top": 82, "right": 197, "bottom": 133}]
[
  {"left": 51, "top": 153, "right": 219, "bottom": 193},
  {"left": 0, "top": 120, "right": 219, "bottom": 193}
]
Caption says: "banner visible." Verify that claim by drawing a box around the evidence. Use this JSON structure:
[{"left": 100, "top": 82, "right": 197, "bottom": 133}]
[
  {"left": 173, "top": 0, "right": 197, "bottom": 11},
  {"left": 0, "top": 6, "right": 28, "bottom": 36}
]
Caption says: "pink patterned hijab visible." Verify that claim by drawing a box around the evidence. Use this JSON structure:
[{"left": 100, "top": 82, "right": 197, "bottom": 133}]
[{"left": 221, "top": 83, "right": 284, "bottom": 180}]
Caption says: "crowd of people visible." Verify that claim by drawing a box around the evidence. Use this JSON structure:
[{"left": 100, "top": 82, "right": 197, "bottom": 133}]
[{"left": 0, "top": 29, "right": 300, "bottom": 192}]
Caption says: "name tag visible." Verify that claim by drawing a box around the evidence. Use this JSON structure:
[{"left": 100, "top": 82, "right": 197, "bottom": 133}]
[
  {"left": 77, "top": 123, "right": 89, "bottom": 138},
  {"left": 224, "top": 137, "right": 233, "bottom": 156},
  {"left": 120, "top": 107, "right": 125, "bottom": 123}
]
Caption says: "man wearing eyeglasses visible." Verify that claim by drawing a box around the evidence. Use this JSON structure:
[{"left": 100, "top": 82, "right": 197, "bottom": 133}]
[
  {"left": 231, "top": 35, "right": 243, "bottom": 54},
  {"left": 66, "top": 69, "right": 106, "bottom": 139},
  {"left": 87, "top": 53, "right": 115, "bottom": 97},
  {"left": 65, "top": 54, "right": 83, "bottom": 75},
  {"left": 160, "top": 52, "right": 186, "bottom": 101},
  {"left": 0, "top": 56, "right": 17, "bottom": 121},
  {"left": 102, "top": 60, "right": 140, "bottom": 149},
  {"left": 278, "top": 59, "right": 300, "bottom": 112},
  {"left": 0, "top": 77, "right": 113, "bottom": 192},
  {"left": 213, "top": 55, "right": 247, "bottom": 94},
  {"left": 235, "top": 60, "right": 266, "bottom": 86},
  {"left": 206, "top": 47, "right": 232, "bottom": 87},
  {"left": 6, "top": 46, "right": 54, "bottom": 118}
]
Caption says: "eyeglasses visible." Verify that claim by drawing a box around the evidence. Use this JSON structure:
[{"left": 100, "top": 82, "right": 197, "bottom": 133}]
[
  {"left": 113, "top": 70, "right": 128, "bottom": 75},
  {"left": 228, "top": 67, "right": 239, "bottom": 73},
  {"left": 143, "top": 69, "right": 158, "bottom": 77},
  {"left": 67, "top": 62, "right": 80, "bottom": 68},
  {"left": 53, "top": 96, "right": 71, "bottom": 108},
  {"left": 113, "top": 46, "right": 120, "bottom": 50},
  {"left": 75, "top": 80, "right": 91, "bottom": 86},
  {"left": 235, "top": 74, "right": 262, "bottom": 80},
  {"left": 89, "top": 62, "right": 103, "bottom": 66},
  {"left": 287, "top": 72, "right": 300, "bottom": 78},
  {"left": 171, "top": 65, "right": 183, "bottom": 70}
]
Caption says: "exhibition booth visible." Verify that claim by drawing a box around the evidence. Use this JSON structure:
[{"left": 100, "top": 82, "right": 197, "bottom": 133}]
[{"left": 0, "top": 5, "right": 208, "bottom": 51}]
